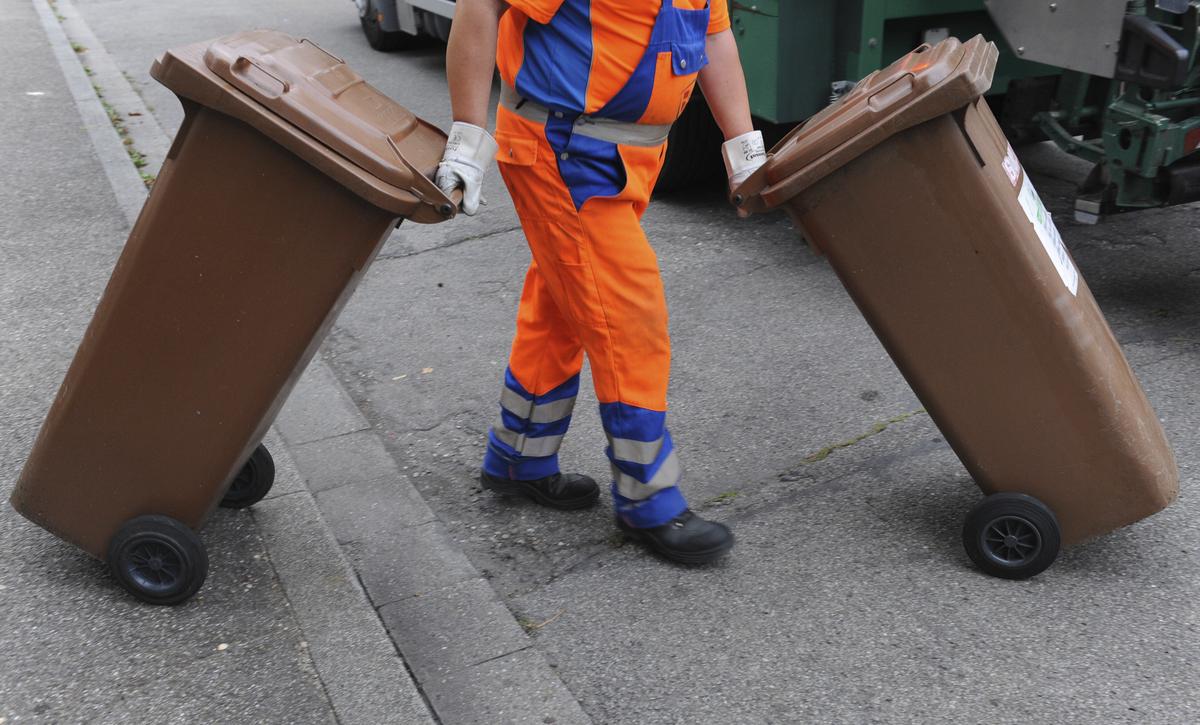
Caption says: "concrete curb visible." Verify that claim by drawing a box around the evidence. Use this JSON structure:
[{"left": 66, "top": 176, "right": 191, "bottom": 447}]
[
  {"left": 277, "top": 360, "right": 592, "bottom": 725},
  {"left": 33, "top": 0, "right": 146, "bottom": 227},
  {"left": 52, "top": 0, "right": 171, "bottom": 177},
  {"left": 36, "top": 2, "right": 436, "bottom": 723},
  {"left": 45, "top": 3, "right": 591, "bottom": 722},
  {"left": 256, "top": 430, "right": 436, "bottom": 725}
]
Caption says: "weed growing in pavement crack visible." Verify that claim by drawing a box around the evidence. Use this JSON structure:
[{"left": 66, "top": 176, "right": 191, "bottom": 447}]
[
  {"left": 705, "top": 491, "right": 740, "bottom": 506},
  {"left": 521, "top": 610, "right": 565, "bottom": 632},
  {"left": 802, "top": 409, "right": 927, "bottom": 464},
  {"left": 52, "top": 0, "right": 157, "bottom": 189},
  {"left": 99, "top": 94, "right": 154, "bottom": 186}
]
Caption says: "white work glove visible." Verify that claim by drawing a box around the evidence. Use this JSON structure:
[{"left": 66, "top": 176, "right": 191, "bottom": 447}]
[
  {"left": 722, "top": 129, "right": 767, "bottom": 191},
  {"left": 436, "top": 121, "right": 499, "bottom": 216}
]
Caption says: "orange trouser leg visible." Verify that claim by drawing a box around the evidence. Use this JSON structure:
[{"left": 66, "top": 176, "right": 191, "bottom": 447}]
[{"left": 509, "top": 260, "right": 585, "bottom": 394}]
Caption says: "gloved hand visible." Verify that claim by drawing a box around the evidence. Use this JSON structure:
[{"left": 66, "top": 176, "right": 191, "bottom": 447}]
[
  {"left": 722, "top": 129, "right": 767, "bottom": 192},
  {"left": 436, "top": 121, "right": 499, "bottom": 216}
]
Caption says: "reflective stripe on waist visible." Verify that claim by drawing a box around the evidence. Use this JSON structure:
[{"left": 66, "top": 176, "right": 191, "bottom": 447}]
[{"left": 499, "top": 84, "right": 671, "bottom": 148}]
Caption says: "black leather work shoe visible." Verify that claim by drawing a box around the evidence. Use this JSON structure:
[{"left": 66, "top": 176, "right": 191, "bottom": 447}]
[
  {"left": 480, "top": 471, "right": 600, "bottom": 510},
  {"left": 617, "top": 510, "right": 734, "bottom": 565}
]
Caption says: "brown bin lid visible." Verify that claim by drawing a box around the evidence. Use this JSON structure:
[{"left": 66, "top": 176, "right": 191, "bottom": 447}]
[
  {"left": 737, "top": 35, "right": 998, "bottom": 214},
  {"left": 151, "top": 30, "right": 454, "bottom": 223}
]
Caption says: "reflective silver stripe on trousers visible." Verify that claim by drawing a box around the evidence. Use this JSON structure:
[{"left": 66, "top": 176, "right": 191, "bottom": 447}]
[
  {"left": 499, "top": 84, "right": 671, "bottom": 148},
  {"left": 607, "top": 434, "right": 663, "bottom": 466},
  {"left": 492, "top": 426, "right": 565, "bottom": 458},
  {"left": 612, "top": 449, "right": 682, "bottom": 501},
  {"left": 499, "top": 386, "right": 577, "bottom": 425}
]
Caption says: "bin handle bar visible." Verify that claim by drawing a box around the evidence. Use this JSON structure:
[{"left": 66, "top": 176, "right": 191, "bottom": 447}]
[
  {"left": 232, "top": 57, "right": 290, "bottom": 96},
  {"left": 301, "top": 38, "right": 345, "bottom": 65},
  {"left": 385, "top": 134, "right": 458, "bottom": 217}
]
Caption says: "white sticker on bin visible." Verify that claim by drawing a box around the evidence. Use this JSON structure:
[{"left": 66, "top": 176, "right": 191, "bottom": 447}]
[
  {"left": 1002, "top": 144, "right": 1021, "bottom": 187},
  {"left": 1017, "top": 176, "right": 1079, "bottom": 296}
]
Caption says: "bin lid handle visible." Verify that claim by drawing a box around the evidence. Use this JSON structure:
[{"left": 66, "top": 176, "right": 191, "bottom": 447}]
[
  {"left": 231, "top": 56, "right": 290, "bottom": 98},
  {"left": 300, "top": 37, "right": 344, "bottom": 65},
  {"left": 386, "top": 134, "right": 456, "bottom": 218},
  {"left": 731, "top": 160, "right": 772, "bottom": 215}
]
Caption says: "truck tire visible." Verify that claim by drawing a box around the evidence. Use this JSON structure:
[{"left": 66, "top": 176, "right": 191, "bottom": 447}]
[
  {"left": 360, "top": 0, "right": 418, "bottom": 52},
  {"left": 655, "top": 91, "right": 726, "bottom": 194}
]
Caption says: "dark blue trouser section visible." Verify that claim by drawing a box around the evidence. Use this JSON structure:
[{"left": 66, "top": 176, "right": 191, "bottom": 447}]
[{"left": 483, "top": 369, "right": 577, "bottom": 481}]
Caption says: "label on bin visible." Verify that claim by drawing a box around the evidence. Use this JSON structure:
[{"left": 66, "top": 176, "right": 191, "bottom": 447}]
[
  {"left": 1002, "top": 144, "right": 1021, "bottom": 187},
  {"left": 1017, "top": 176, "right": 1079, "bottom": 296}
]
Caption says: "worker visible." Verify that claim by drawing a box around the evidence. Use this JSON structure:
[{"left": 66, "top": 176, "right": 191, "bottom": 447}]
[{"left": 437, "top": 0, "right": 765, "bottom": 564}]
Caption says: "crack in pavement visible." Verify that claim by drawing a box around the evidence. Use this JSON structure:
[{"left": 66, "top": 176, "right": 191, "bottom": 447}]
[
  {"left": 504, "top": 543, "right": 621, "bottom": 600},
  {"left": 725, "top": 437, "right": 949, "bottom": 525},
  {"left": 394, "top": 406, "right": 479, "bottom": 434},
  {"left": 718, "top": 261, "right": 774, "bottom": 282},
  {"left": 799, "top": 409, "right": 927, "bottom": 464},
  {"left": 466, "top": 645, "right": 533, "bottom": 669},
  {"left": 375, "top": 224, "right": 523, "bottom": 261}
]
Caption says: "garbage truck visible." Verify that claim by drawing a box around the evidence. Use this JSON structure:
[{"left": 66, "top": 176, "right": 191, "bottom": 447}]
[{"left": 354, "top": 0, "right": 1200, "bottom": 222}]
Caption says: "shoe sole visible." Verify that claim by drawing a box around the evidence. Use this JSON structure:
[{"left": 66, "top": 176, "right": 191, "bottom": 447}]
[
  {"left": 616, "top": 520, "right": 735, "bottom": 565},
  {"left": 480, "top": 473, "right": 599, "bottom": 511}
]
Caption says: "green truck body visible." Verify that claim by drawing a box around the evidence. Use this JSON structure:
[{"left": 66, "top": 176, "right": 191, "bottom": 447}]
[
  {"left": 725, "top": 1, "right": 1200, "bottom": 220},
  {"left": 731, "top": 0, "right": 1052, "bottom": 123}
]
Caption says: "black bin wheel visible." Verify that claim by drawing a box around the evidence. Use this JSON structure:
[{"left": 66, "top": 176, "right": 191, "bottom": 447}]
[
  {"left": 107, "top": 515, "right": 208, "bottom": 606},
  {"left": 220, "top": 444, "right": 275, "bottom": 510},
  {"left": 963, "top": 492, "right": 1061, "bottom": 580}
]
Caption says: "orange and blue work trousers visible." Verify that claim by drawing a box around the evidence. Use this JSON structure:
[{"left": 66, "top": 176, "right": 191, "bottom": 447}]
[
  {"left": 482, "top": 0, "right": 713, "bottom": 527},
  {"left": 480, "top": 106, "right": 687, "bottom": 527}
]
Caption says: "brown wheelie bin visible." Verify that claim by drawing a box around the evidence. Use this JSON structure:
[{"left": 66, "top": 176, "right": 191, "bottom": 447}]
[
  {"left": 735, "top": 36, "right": 1178, "bottom": 579},
  {"left": 10, "top": 30, "right": 455, "bottom": 604}
]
